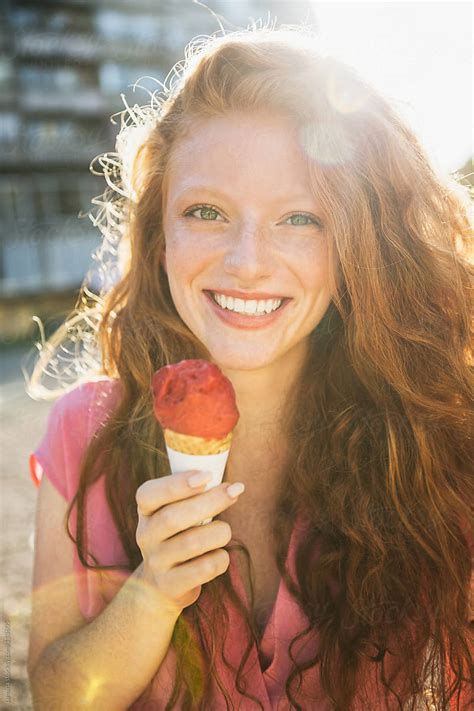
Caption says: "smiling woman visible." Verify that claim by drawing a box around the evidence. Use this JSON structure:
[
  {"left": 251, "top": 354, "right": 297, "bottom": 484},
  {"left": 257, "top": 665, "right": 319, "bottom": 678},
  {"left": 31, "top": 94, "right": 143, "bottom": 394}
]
[
  {"left": 26, "top": 21, "right": 472, "bottom": 711},
  {"left": 162, "top": 111, "right": 333, "bottom": 371}
]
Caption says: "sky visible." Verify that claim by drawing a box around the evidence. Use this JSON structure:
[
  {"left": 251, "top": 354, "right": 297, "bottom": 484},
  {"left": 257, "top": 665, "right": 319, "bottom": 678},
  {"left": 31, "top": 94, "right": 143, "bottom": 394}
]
[{"left": 304, "top": 1, "right": 472, "bottom": 175}]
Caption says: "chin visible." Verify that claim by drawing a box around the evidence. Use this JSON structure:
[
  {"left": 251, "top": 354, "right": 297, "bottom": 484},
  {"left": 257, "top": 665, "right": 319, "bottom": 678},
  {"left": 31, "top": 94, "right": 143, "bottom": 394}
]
[
  {"left": 206, "top": 346, "right": 276, "bottom": 373},
  {"left": 212, "top": 357, "right": 274, "bottom": 373}
]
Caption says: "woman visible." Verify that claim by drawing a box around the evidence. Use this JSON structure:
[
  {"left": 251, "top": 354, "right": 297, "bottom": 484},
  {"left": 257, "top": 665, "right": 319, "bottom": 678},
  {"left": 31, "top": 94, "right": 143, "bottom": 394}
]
[{"left": 26, "top": 25, "right": 472, "bottom": 710}]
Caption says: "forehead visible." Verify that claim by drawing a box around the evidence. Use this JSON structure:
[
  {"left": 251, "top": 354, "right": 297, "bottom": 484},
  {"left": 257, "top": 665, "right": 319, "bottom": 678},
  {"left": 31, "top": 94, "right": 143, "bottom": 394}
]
[{"left": 164, "top": 111, "right": 314, "bottom": 200}]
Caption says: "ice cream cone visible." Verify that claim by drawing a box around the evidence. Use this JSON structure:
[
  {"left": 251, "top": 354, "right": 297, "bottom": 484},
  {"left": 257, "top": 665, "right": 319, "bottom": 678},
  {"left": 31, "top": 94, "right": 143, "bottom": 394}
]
[
  {"left": 163, "top": 428, "right": 232, "bottom": 455},
  {"left": 152, "top": 359, "right": 239, "bottom": 526},
  {"left": 163, "top": 428, "right": 233, "bottom": 526}
]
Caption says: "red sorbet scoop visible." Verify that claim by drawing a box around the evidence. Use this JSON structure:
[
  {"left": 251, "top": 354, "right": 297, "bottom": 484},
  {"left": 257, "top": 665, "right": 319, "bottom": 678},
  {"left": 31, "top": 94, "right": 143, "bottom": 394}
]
[{"left": 152, "top": 359, "right": 239, "bottom": 440}]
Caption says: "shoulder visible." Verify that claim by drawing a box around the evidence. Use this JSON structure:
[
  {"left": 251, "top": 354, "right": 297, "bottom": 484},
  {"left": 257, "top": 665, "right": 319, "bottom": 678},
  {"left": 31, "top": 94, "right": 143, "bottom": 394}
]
[
  {"left": 52, "top": 378, "right": 122, "bottom": 412},
  {"left": 30, "top": 379, "right": 123, "bottom": 498},
  {"left": 49, "top": 378, "right": 123, "bottom": 438}
]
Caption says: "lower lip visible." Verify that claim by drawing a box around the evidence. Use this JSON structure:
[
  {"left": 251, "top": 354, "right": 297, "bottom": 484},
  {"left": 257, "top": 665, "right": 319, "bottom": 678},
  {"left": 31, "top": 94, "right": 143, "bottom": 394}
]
[{"left": 204, "top": 292, "right": 291, "bottom": 330}]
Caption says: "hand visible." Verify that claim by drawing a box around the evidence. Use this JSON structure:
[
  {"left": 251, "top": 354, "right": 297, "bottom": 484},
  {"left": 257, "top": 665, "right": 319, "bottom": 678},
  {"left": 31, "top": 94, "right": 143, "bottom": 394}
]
[{"left": 135, "top": 470, "right": 245, "bottom": 617}]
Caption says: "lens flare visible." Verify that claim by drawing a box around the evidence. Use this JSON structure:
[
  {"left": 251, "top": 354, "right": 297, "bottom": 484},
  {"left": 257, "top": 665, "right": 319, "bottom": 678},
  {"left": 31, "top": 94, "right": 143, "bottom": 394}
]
[
  {"left": 82, "top": 674, "right": 107, "bottom": 705},
  {"left": 326, "top": 66, "right": 370, "bottom": 115},
  {"left": 22, "top": 574, "right": 79, "bottom": 621},
  {"left": 299, "top": 120, "right": 355, "bottom": 167}
]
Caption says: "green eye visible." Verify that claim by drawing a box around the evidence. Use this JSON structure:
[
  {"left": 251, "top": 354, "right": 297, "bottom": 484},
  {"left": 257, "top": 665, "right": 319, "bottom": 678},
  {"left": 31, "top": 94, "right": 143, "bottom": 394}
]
[
  {"left": 286, "top": 214, "right": 318, "bottom": 226},
  {"left": 199, "top": 206, "right": 219, "bottom": 220},
  {"left": 185, "top": 205, "right": 222, "bottom": 221}
]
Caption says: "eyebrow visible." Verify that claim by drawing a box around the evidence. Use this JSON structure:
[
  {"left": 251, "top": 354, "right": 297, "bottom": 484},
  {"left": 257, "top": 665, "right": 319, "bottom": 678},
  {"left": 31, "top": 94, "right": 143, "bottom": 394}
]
[
  {"left": 174, "top": 186, "right": 230, "bottom": 201},
  {"left": 174, "top": 185, "right": 318, "bottom": 205}
]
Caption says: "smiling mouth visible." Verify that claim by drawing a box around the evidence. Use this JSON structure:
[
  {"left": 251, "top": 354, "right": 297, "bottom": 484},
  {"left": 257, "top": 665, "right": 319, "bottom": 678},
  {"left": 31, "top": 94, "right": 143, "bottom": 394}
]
[{"left": 205, "top": 290, "right": 289, "bottom": 316}]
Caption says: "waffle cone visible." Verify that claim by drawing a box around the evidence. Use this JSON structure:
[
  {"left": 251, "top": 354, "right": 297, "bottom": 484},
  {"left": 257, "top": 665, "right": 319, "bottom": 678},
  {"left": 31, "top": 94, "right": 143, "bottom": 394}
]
[{"left": 164, "top": 428, "right": 232, "bottom": 455}]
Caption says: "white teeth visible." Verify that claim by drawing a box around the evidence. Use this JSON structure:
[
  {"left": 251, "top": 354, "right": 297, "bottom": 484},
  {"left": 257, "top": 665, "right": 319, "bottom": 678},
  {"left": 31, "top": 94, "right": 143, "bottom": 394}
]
[
  {"left": 244, "top": 300, "right": 256, "bottom": 314},
  {"left": 211, "top": 292, "right": 283, "bottom": 315}
]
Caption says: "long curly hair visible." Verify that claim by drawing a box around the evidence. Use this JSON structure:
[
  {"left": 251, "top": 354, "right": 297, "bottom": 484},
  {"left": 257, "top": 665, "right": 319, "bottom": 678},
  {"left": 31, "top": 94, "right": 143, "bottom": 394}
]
[{"left": 26, "top": 23, "right": 473, "bottom": 710}]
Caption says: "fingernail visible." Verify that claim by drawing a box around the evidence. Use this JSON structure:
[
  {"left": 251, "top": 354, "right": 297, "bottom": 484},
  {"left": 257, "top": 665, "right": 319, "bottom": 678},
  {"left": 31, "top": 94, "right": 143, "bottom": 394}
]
[
  {"left": 188, "top": 471, "right": 212, "bottom": 488},
  {"left": 227, "top": 482, "right": 245, "bottom": 498}
]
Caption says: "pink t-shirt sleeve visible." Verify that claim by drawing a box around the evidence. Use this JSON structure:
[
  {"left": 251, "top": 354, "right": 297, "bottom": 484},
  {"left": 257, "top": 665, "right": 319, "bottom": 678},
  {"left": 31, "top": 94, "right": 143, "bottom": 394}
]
[
  {"left": 28, "top": 379, "right": 132, "bottom": 622},
  {"left": 30, "top": 395, "right": 73, "bottom": 500},
  {"left": 29, "top": 379, "right": 121, "bottom": 502}
]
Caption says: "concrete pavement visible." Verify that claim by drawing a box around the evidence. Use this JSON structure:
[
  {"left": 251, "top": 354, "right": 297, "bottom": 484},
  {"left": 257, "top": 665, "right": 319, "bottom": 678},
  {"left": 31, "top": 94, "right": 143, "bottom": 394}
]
[{"left": 1, "top": 345, "right": 53, "bottom": 709}]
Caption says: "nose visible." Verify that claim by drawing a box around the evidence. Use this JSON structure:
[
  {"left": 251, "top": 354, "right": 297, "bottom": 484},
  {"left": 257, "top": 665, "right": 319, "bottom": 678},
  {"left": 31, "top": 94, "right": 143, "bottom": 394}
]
[{"left": 223, "top": 222, "right": 273, "bottom": 283}]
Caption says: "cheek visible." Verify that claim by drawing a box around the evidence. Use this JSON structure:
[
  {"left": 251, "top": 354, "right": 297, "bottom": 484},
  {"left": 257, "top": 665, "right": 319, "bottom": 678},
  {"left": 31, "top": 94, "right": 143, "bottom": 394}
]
[
  {"left": 165, "top": 230, "right": 194, "bottom": 275},
  {"left": 165, "top": 225, "right": 219, "bottom": 276},
  {"left": 291, "top": 240, "right": 332, "bottom": 290},
  {"left": 164, "top": 236, "right": 212, "bottom": 297}
]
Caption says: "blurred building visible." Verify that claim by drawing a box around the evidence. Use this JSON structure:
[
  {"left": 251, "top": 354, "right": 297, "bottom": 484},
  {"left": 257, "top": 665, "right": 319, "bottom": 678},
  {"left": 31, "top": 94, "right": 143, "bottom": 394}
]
[
  {"left": 1, "top": 0, "right": 205, "bottom": 298},
  {"left": 0, "top": 0, "right": 312, "bottom": 339}
]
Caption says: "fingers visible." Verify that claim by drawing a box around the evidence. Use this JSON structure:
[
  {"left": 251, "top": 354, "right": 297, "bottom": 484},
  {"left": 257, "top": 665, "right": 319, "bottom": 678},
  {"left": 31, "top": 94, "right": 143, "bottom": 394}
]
[
  {"left": 135, "top": 470, "right": 213, "bottom": 517},
  {"left": 157, "top": 520, "right": 233, "bottom": 571},
  {"left": 163, "top": 548, "right": 231, "bottom": 599},
  {"left": 134, "top": 470, "right": 244, "bottom": 613},
  {"left": 146, "top": 482, "right": 242, "bottom": 542}
]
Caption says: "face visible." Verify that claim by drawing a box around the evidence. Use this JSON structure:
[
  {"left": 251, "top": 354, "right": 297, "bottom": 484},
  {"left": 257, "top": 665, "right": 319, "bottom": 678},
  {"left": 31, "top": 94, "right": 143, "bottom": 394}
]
[{"left": 162, "top": 111, "right": 334, "bottom": 374}]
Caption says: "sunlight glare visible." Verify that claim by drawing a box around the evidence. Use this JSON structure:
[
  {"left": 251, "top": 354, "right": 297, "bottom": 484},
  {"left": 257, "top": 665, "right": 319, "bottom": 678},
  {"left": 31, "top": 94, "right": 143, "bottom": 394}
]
[{"left": 310, "top": 1, "right": 472, "bottom": 174}]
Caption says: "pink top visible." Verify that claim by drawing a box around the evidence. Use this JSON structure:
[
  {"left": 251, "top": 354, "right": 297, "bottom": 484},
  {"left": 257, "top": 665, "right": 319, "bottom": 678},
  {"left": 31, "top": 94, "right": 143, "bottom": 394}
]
[{"left": 30, "top": 380, "right": 472, "bottom": 710}]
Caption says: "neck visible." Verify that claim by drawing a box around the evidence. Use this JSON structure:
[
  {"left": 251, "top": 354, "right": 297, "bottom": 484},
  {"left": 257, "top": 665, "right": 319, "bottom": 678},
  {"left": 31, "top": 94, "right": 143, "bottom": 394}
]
[
  {"left": 220, "top": 344, "right": 308, "bottom": 488},
  {"left": 224, "top": 344, "right": 308, "bottom": 432}
]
